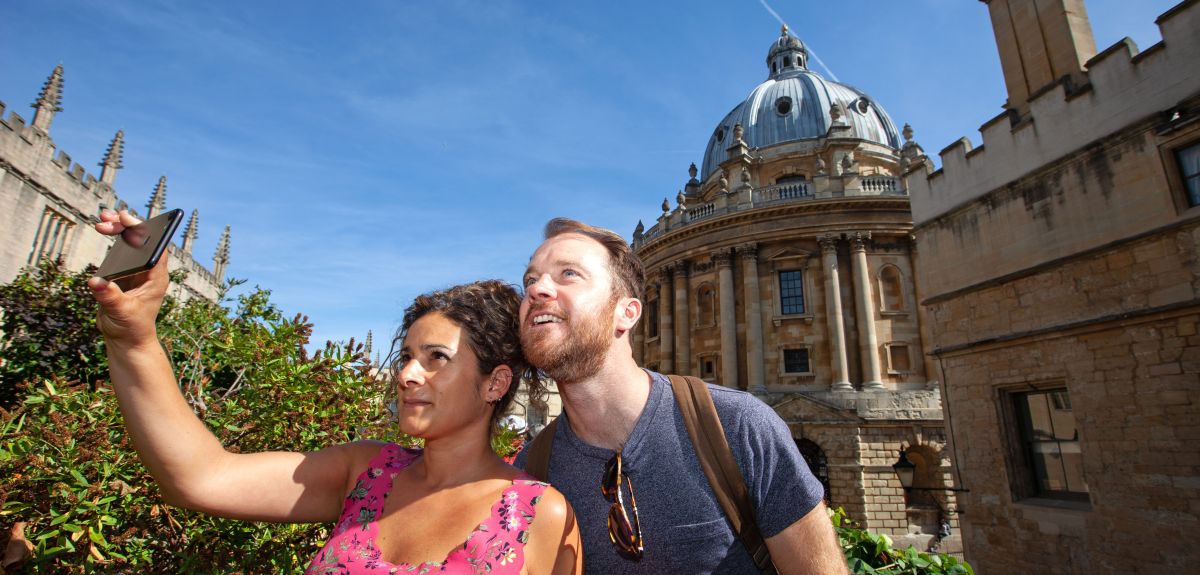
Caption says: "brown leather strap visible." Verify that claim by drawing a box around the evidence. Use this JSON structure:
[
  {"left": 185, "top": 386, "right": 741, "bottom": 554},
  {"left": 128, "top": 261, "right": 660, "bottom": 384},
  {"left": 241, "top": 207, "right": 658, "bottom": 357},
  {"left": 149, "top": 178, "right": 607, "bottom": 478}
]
[
  {"left": 669, "top": 374, "right": 776, "bottom": 574},
  {"left": 524, "top": 417, "right": 558, "bottom": 482}
]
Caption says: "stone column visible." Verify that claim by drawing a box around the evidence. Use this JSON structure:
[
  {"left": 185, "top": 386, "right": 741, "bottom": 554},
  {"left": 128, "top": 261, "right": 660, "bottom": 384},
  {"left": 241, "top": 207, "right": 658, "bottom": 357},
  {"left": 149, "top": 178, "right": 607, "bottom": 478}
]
[
  {"left": 850, "top": 233, "right": 884, "bottom": 389},
  {"left": 658, "top": 264, "right": 675, "bottom": 374},
  {"left": 740, "top": 244, "right": 767, "bottom": 393},
  {"left": 714, "top": 248, "right": 738, "bottom": 387},
  {"left": 632, "top": 284, "right": 646, "bottom": 366},
  {"left": 819, "top": 234, "right": 853, "bottom": 391},
  {"left": 673, "top": 261, "right": 691, "bottom": 375}
]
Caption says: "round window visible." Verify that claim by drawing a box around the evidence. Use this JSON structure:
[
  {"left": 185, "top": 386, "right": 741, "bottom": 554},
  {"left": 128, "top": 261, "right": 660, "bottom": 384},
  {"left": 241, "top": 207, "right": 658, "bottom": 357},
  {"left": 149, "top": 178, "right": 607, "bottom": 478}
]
[
  {"left": 715, "top": 127, "right": 726, "bottom": 141},
  {"left": 776, "top": 97, "right": 793, "bottom": 116}
]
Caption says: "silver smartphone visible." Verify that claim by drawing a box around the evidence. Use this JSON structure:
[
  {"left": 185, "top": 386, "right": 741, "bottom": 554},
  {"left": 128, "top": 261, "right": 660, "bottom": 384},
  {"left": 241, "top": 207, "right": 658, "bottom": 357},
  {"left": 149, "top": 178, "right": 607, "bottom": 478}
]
[{"left": 95, "top": 209, "right": 184, "bottom": 280}]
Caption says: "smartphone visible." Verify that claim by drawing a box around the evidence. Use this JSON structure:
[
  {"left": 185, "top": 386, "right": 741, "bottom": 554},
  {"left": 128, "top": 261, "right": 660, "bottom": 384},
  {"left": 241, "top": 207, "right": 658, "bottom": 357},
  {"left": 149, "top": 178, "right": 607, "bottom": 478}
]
[{"left": 95, "top": 209, "right": 185, "bottom": 281}]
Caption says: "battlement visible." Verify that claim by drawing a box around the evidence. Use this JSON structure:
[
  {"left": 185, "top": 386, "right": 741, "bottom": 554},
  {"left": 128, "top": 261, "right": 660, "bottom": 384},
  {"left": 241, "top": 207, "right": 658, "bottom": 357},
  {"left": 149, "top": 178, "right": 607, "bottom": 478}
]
[
  {"left": 0, "top": 104, "right": 105, "bottom": 200},
  {"left": 907, "top": 0, "right": 1200, "bottom": 225},
  {"left": 1, "top": 75, "right": 231, "bottom": 299}
]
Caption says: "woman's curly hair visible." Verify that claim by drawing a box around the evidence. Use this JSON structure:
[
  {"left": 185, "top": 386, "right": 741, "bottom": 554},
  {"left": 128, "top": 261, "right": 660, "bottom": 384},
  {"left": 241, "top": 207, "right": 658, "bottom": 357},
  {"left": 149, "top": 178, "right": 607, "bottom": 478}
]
[{"left": 391, "top": 280, "right": 545, "bottom": 436}]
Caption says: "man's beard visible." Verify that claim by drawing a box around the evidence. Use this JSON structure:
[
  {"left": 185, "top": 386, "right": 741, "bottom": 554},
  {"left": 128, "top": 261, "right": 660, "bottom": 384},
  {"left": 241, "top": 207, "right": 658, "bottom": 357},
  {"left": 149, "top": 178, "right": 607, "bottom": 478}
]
[{"left": 522, "top": 296, "right": 616, "bottom": 384}]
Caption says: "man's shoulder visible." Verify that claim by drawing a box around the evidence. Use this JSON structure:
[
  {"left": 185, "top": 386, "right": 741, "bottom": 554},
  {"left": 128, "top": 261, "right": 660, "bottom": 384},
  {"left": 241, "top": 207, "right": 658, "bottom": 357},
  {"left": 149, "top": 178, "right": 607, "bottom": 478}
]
[{"left": 651, "top": 371, "right": 775, "bottom": 416}]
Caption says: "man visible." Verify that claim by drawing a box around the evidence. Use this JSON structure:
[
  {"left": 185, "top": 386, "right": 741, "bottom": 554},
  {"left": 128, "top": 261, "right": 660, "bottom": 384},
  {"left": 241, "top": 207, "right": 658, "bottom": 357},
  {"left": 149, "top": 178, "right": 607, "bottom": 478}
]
[{"left": 515, "top": 218, "right": 849, "bottom": 574}]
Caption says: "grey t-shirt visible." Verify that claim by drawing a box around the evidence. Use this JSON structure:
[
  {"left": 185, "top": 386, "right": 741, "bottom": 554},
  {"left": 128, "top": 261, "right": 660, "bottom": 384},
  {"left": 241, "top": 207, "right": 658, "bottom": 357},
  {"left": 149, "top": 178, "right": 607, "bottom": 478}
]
[{"left": 515, "top": 371, "right": 824, "bottom": 574}]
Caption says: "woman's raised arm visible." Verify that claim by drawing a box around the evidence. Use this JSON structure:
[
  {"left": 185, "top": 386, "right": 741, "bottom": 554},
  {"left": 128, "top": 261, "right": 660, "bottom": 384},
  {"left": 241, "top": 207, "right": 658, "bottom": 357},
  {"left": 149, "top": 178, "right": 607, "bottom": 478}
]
[{"left": 89, "top": 209, "right": 369, "bottom": 523}]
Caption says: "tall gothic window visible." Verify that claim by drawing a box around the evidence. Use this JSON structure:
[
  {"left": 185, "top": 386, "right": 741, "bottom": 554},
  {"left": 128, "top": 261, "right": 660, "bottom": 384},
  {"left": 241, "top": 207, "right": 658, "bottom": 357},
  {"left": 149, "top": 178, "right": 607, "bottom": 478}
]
[
  {"left": 28, "top": 207, "right": 74, "bottom": 266},
  {"left": 778, "top": 270, "right": 805, "bottom": 314},
  {"left": 1178, "top": 143, "right": 1200, "bottom": 207}
]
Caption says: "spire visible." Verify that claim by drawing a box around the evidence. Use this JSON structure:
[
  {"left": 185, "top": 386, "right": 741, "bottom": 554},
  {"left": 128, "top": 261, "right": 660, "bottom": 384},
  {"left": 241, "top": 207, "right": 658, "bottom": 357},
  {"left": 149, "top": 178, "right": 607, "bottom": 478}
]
[
  {"left": 99, "top": 130, "right": 125, "bottom": 186},
  {"left": 364, "top": 330, "right": 374, "bottom": 357},
  {"left": 31, "top": 64, "right": 64, "bottom": 133},
  {"left": 212, "top": 225, "right": 231, "bottom": 280},
  {"left": 146, "top": 176, "right": 167, "bottom": 218},
  {"left": 181, "top": 209, "right": 199, "bottom": 256}
]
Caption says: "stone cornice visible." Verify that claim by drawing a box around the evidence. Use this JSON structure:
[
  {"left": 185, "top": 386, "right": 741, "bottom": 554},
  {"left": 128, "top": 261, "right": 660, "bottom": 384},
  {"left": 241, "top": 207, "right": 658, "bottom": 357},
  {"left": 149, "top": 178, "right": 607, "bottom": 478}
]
[{"left": 635, "top": 196, "right": 912, "bottom": 262}]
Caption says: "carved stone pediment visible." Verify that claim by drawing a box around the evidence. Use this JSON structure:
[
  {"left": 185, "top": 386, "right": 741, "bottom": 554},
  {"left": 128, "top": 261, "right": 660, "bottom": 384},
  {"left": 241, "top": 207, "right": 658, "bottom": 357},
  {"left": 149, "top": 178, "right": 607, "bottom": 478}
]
[
  {"left": 765, "top": 247, "right": 813, "bottom": 270},
  {"left": 771, "top": 393, "right": 864, "bottom": 424}
]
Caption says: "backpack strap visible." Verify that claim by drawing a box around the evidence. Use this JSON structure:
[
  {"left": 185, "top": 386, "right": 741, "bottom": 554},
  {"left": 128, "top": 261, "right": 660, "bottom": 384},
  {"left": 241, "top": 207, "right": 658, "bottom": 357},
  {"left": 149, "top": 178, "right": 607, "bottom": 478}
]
[
  {"left": 669, "top": 374, "right": 776, "bottom": 574},
  {"left": 523, "top": 417, "right": 558, "bottom": 482}
]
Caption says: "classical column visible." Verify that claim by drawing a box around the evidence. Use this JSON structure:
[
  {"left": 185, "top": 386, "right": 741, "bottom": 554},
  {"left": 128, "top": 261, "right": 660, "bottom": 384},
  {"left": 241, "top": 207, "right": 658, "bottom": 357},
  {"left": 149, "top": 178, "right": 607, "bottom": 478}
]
[
  {"left": 658, "top": 264, "right": 675, "bottom": 374},
  {"left": 632, "top": 284, "right": 646, "bottom": 366},
  {"left": 740, "top": 244, "right": 767, "bottom": 393},
  {"left": 714, "top": 248, "right": 739, "bottom": 387},
  {"left": 819, "top": 235, "right": 853, "bottom": 391},
  {"left": 850, "top": 232, "right": 884, "bottom": 389},
  {"left": 673, "top": 261, "right": 692, "bottom": 375}
]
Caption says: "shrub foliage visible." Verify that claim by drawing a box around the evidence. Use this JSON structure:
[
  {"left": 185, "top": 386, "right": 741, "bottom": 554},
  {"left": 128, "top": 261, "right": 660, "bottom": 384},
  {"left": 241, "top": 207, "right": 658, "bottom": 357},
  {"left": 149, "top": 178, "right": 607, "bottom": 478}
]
[{"left": 0, "top": 265, "right": 398, "bottom": 572}]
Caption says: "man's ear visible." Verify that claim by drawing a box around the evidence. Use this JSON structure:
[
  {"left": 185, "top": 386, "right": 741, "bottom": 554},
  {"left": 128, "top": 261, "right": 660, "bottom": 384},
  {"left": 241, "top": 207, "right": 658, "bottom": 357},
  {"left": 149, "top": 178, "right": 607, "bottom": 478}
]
[
  {"left": 614, "top": 297, "right": 642, "bottom": 335},
  {"left": 487, "top": 365, "right": 514, "bottom": 401}
]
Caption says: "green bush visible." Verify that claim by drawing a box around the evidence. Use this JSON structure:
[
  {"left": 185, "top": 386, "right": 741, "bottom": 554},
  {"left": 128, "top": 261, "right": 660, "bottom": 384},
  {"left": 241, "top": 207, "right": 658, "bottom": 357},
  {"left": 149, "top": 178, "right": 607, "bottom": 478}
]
[
  {"left": 832, "top": 507, "right": 973, "bottom": 575},
  {"left": 0, "top": 259, "right": 108, "bottom": 410},
  {"left": 0, "top": 267, "right": 402, "bottom": 572}
]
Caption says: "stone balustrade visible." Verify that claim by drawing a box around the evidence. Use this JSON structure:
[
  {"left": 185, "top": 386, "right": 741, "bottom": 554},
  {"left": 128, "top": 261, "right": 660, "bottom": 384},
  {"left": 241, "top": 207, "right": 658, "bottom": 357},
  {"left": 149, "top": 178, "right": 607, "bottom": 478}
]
[{"left": 634, "top": 177, "right": 907, "bottom": 249}]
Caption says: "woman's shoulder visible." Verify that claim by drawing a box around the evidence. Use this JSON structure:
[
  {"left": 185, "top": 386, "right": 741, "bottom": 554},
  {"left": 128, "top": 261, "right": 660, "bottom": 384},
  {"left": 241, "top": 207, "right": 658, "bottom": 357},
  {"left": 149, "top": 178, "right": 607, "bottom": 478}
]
[
  {"left": 522, "top": 480, "right": 571, "bottom": 525},
  {"left": 339, "top": 440, "right": 422, "bottom": 473}
]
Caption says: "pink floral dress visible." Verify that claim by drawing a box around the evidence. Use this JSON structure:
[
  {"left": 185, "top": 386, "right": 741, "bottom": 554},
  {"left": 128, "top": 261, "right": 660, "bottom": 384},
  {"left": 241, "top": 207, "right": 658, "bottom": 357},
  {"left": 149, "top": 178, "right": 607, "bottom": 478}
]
[{"left": 306, "top": 443, "right": 548, "bottom": 575}]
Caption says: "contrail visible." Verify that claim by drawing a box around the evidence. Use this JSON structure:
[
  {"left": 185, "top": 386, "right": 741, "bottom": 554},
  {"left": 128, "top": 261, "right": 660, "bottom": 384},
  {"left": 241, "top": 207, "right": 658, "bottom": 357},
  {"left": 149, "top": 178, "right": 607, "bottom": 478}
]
[{"left": 757, "top": 0, "right": 839, "bottom": 82}]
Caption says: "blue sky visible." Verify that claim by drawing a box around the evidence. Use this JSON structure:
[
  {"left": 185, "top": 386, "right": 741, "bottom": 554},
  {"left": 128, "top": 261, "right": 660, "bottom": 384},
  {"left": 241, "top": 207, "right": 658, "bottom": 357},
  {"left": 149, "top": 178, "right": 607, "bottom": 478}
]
[{"left": 0, "top": 0, "right": 1178, "bottom": 352}]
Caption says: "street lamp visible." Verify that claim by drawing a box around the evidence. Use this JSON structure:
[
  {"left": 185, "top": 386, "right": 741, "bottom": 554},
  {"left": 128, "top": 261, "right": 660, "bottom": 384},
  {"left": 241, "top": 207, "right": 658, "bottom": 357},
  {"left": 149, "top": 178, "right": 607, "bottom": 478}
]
[{"left": 891, "top": 449, "right": 970, "bottom": 493}]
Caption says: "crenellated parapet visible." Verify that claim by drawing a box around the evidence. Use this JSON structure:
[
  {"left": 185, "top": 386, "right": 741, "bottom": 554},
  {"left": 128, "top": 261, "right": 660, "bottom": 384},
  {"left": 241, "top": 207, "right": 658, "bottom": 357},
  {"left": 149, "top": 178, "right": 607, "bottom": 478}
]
[
  {"left": 906, "top": 1, "right": 1200, "bottom": 226},
  {"left": 0, "top": 66, "right": 231, "bottom": 300}
]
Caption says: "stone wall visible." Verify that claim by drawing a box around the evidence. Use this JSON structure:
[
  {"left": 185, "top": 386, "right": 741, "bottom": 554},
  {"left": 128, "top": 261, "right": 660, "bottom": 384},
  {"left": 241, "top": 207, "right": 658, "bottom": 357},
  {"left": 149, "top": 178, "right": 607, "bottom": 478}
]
[{"left": 908, "top": 1, "right": 1200, "bottom": 572}]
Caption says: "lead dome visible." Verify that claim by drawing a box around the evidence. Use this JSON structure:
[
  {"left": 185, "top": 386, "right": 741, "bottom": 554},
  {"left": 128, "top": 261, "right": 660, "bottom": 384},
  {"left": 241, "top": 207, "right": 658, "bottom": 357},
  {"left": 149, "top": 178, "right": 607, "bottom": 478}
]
[{"left": 700, "top": 26, "right": 902, "bottom": 181}]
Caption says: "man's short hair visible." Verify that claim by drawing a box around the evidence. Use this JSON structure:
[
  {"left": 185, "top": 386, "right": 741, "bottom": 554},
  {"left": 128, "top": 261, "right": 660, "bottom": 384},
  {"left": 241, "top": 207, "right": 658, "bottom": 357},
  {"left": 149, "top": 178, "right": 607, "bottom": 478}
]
[{"left": 544, "top": 218, "right": 646, "bottom": 300}]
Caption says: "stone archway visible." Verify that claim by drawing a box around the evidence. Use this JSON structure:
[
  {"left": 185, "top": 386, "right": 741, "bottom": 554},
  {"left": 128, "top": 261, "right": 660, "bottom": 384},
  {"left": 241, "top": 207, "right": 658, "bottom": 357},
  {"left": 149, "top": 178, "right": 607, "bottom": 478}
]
[{"left": 796, "top": 438, "right": 832, "bottom": 505}]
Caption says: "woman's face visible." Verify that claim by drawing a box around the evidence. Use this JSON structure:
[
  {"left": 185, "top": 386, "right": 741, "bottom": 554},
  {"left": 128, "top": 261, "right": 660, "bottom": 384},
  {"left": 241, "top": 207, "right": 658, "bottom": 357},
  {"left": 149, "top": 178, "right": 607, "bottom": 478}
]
[{"left": 395, "top": 312, "right": 494, "bottom": 440}]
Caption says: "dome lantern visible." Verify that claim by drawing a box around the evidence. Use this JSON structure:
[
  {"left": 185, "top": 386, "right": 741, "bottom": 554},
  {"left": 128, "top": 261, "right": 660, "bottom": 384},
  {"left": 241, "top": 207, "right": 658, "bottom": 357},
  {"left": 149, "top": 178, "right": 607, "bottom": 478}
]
[{"left": 767, "top": 24, "right": 808, "bottom": 78}]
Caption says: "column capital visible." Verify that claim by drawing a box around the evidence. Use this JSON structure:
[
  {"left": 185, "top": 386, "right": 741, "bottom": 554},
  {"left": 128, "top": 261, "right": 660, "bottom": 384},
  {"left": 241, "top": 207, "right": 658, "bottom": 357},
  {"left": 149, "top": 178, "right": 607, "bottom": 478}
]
[
  {"left": 712, "top": 247, "right": 735, "bottom": 268},
  {"left": 818, "top": 233, "right": 839, "bottom": 254},
  {"left": 738, "top": 242, "right": 759, "bottom": 261},
  {"left": 661, "top": 261, "right": 677, "bottom": 277},
  {"left": 849, "top": 231, "right": 872, "bottom": 252},
  {"left": 674, "top": 260, "right": 691, "bottom": 278}
]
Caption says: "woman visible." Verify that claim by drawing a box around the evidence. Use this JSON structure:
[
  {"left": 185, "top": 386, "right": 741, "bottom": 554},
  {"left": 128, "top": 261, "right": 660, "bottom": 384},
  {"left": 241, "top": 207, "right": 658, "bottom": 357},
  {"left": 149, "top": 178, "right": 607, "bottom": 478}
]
[{"left": 89, "top": 209, "right": 582, "bottom": 574}]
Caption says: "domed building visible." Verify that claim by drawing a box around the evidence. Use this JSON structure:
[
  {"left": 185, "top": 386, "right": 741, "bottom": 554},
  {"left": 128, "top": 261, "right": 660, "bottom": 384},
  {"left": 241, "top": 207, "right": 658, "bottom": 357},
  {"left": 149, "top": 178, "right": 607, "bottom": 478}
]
[{"left": 631, "top": 26, "right": 959, "bottom": 551}]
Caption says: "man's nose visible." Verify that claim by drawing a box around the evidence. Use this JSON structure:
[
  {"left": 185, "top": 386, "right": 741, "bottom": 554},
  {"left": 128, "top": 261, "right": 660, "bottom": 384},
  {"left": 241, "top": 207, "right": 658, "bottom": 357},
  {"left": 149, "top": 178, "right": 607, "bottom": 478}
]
[{"left": 526, "top": 274, "right": 556, "bottom": 300}]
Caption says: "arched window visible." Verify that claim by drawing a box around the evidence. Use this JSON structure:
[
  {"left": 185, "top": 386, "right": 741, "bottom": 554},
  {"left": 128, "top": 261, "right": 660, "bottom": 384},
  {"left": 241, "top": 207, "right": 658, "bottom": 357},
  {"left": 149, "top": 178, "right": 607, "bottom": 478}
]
[
  {"left": 797, "top": 438, "right": 832, "bottom": 505},
  {"left": 878, "top": 265, "right": 905, "bottom": 312},
  {"left": 903, "top": 447, "right": 941, "bottom": 508}
]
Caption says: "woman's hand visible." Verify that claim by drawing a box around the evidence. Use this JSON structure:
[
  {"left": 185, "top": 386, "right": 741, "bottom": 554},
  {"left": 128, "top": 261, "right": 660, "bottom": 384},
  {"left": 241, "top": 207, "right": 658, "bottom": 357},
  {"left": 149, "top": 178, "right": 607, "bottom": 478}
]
[{"left": 87, "top": 209, "right": 169, "bottom": 347}]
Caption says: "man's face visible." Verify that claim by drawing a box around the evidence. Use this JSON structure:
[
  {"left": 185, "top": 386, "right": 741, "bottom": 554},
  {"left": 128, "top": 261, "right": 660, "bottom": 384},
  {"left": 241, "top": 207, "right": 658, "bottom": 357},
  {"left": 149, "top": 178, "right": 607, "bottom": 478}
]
[{"left": 520, "top": 233, "right": 619, "bottom": 383}]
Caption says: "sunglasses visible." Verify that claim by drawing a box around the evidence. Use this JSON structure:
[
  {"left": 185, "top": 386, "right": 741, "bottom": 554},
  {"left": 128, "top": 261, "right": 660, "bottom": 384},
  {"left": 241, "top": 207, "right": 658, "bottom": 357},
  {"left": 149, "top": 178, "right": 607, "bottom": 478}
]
[{"left": 602, "top": 451, "right": 644, "bottom": 560}]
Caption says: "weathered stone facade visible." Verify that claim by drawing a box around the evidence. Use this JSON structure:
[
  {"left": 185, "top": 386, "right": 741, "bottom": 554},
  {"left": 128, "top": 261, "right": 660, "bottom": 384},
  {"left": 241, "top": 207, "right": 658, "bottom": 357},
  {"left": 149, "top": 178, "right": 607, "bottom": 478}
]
[
  {"left": 907, "top": 0, "right": 1200, "bottom": 572},
  {"left": 632, "top": 28, "right": 958, "bottom": 552},
  {"left": 0, "top": 66, "right": 228, "bottom": 302}
]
